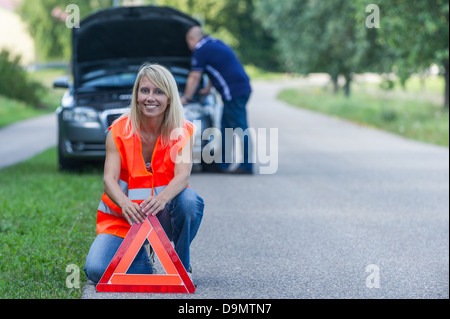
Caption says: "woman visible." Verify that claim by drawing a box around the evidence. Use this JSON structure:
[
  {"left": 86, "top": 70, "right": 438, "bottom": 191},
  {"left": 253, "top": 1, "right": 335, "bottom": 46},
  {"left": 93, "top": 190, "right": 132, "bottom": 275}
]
[{"left": 84, "top": 64, "right": 204, "bottom": 283}]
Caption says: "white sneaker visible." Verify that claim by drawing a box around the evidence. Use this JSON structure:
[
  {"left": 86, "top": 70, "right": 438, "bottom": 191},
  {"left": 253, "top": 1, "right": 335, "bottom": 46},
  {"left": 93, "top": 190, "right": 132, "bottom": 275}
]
[{"left": 187, "top": 266, "right": 196, "bottom": 287}]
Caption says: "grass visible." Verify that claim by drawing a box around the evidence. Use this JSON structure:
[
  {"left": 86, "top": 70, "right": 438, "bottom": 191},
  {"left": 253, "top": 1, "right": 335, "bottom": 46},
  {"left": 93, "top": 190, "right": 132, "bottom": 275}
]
[
  {"left": 28, "top": 68, "right": 68, "bottom": 89},
  {"left": 0, "top": 148, "right": 103, "bottom": 298},
  {"left": 0, "top": 96, "right": 50, "bottom": 128},
  {"left": 278, "top": 76, "right": 449, "bottom": 147},
  {"left": 0, "top": 68, "right": 66, "bottom": 129}
]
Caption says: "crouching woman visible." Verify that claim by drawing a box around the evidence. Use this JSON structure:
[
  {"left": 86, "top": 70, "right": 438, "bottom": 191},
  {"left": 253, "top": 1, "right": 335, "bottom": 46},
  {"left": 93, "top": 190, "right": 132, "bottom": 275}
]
[{"left": 84, "top": 64, "right": 204, "bottom": 283}]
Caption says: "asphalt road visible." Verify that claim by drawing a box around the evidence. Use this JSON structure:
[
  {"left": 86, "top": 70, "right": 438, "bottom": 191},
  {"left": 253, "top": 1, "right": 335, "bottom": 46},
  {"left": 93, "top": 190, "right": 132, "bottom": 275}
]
[
  {"left": 1, "top": 79, "right": 447, "bottom": 299},
  {"left": 0, "top": 114, "right": 56, "bottom": 170},
  {"left": 82, "top": 79, "right": 449, "bottom": 299}
]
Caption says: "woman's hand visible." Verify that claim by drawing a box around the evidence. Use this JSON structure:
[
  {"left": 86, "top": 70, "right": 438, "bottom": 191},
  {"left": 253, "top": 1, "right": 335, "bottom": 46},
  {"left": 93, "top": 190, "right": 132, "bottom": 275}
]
[
  {"left": 140, "top": 196, "right": 168, "bottom": 217},
  {"left": 139, "top": 134, "right": 194, "bottom": 218},
  {"left": 121, "top": 200, "right": 147, "bottom": 225}
]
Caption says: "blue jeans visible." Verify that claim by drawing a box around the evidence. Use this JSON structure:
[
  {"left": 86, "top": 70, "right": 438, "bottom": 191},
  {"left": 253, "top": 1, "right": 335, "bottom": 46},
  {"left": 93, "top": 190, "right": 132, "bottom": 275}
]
[
  {"left": 217, "top": 94, "right": 253, "bottom": 172},
  {"left": 84, "top": 188, "right": 204, "bottom": 283}
]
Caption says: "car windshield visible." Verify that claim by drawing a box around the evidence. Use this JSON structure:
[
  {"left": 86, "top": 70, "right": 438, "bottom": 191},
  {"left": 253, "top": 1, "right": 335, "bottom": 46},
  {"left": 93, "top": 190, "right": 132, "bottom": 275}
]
[
  {"left": 82, "top": 72, "right": 137, "bottom": 88},
  {"left": 79, "top": 70, "right": 188, "bottom": 90}
]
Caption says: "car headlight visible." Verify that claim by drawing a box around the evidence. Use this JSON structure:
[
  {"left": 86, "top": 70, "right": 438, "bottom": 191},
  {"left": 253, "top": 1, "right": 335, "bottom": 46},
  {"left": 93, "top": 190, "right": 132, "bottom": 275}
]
[{"left": 62, "top": 107, "right": 98, "bottom": 122}]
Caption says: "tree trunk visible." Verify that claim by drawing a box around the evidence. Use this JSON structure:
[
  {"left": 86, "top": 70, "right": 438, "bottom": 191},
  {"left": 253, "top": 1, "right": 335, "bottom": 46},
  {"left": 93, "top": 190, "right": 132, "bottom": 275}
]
[
  {"left": 444, "top": 61, "right": 449, "bottom": 109},
  {"left": 344, "top": 74, "right": 352, "bottom": 97},
  {"left": 331, "top": 74, "right": 339, "bottom": 94}
]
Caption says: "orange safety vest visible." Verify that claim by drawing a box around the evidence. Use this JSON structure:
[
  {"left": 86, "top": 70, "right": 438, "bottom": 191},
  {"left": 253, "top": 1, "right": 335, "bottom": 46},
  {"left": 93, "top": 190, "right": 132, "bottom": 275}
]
[{"left": 96, "top": 116, "right": 195, "bottom": 238}]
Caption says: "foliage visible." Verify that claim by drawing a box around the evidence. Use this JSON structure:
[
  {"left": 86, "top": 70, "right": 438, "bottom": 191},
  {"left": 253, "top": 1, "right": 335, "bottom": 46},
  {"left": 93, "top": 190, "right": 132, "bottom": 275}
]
[
  {"left": 17, "top": 0, "right": 112, "bottom": 62},
  {"left": 0, "top": 50, "right": 47, "bottom": 107},
  {"left": 377, "top": 0, "right": 449, "bottom": 107},
  {"left": 256, "top": 0, "right": 449, "bottom": 105},
  {"left": 0, "top": 67, "right": 65, "bottom": 128},
  {"left": 17, "top": 0, "right": 280, "bottom": 70},
  {"left": 153, "top": 0, "right": 282, "bottom": 70},
  {"left": 217, "top": 0, "right": 281, "bottom": 71},
  {"left": 255, "top": 0, "right": 395, "bottom": 96}
]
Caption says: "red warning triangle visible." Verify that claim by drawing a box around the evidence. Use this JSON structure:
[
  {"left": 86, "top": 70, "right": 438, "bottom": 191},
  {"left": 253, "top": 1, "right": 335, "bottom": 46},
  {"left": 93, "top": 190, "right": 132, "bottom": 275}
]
[{"left": 96, "top": 216, "right": 195, "bottom": 293}]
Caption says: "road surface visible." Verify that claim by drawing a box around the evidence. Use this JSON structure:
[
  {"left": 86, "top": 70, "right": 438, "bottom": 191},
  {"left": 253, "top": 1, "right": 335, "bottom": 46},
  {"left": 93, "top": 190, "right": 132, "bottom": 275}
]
[
  {"left": 81, "top": 79, "right": 449, "bottom": 299},
  {"left": 0, "top": 114, "right": 57, "bottom": 170}
]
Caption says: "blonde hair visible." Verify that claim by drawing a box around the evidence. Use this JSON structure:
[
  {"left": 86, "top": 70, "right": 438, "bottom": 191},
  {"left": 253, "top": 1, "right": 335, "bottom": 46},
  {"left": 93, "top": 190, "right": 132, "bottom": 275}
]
[{"left": 117, "top": 63, "right": 185, "bottom": 146}]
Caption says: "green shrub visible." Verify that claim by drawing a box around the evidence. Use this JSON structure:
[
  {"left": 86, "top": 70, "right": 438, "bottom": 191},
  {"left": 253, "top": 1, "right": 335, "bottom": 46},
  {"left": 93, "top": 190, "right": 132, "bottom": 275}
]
[{"left": 0, "top": 50, "right": 47, "bottom": 108}]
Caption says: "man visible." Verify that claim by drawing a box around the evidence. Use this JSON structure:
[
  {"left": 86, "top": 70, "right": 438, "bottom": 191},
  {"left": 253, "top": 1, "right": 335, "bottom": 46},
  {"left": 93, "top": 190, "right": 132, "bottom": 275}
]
[{"left": 181, "top": 26, "right": 253, "bottom": 174}]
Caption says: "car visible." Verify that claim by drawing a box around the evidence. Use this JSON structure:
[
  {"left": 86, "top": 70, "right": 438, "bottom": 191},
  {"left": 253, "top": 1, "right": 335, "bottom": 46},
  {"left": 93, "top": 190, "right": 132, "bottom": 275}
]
[{"left": 54, "top": 5, "right": 221, "bottom": 171}]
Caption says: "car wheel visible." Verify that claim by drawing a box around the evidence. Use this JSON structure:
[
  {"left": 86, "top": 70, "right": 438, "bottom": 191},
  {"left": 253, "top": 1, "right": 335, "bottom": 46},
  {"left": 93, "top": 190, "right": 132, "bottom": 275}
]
[{"left": 58, "top": 140, "right": 80, "bottom": 171}]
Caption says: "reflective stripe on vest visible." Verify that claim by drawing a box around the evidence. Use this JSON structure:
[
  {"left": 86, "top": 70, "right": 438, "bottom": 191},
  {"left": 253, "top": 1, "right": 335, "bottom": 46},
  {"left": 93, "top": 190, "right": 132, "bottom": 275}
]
[
  {"left": 96, "top": 116, "right": 195, "bottom": 238},
  {"left": 97, "top": 184, "right": 167, "bottom": 216}
]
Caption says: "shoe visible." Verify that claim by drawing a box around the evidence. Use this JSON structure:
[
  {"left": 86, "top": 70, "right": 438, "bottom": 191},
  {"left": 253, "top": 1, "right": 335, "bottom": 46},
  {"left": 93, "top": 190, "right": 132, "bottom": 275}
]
[{"left": 187, "top": 266, "right": 197, "bottom": 288}]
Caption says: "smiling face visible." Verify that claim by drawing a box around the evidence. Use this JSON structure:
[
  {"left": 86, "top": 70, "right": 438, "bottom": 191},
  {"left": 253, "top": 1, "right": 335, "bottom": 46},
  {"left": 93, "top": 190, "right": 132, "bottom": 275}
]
[
  {"left": 127, "top": 64, "right": 185, "bottom": 144},
  {"left": 137, "top": 75, "right": 170, "bottom": 120}
]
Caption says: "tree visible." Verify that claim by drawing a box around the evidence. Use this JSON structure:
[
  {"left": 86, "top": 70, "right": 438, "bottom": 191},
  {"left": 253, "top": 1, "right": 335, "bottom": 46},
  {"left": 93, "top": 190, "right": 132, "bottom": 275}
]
[
  {"left": 377, "top": 0, "right": 449, "bottom": 108},
  {"left": 19, "top": 0, "right": 280, "bottom": 70},
  {"left": 0, "top": 50, "right": 46, "bottom": 106},
  {"left": 214, "top": 0, "right": 281, "bottom": 71},
  {"left": 17, "top": 0, "right": 113, "bottom": 62},
  {"left": 255, "top": 0, "right": 393, "bottom": 96},
  {"left": 256, "top": 0, "right": 449, "bottom": 104},
  {"left": 153, "top": 0, "right": 281, "bottom": 70}
]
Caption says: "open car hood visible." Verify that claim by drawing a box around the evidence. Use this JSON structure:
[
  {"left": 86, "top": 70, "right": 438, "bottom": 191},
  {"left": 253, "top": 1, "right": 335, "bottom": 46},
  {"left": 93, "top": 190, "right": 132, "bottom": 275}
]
[{"left": 72, "top": 6, "right": 199, "bottom": 89}]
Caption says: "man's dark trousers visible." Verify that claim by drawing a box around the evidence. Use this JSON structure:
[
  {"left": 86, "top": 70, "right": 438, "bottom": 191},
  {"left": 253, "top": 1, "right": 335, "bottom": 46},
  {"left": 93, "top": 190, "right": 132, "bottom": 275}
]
[{"left": 217, "top": 94, "right": 253, "bottom": 173}]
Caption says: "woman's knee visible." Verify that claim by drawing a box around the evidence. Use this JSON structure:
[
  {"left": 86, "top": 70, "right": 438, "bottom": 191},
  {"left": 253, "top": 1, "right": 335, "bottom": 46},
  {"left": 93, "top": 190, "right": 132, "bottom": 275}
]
[
  {"left": 83, "top": 233, "right": 122, "bottom": 283},
  {"left": 168, "top": 189, "right": 204, "bottom": 227},
  {"left": 173, "top": 188, "right": 204, "bottom": 217},
  {"left": 84, "top": 258, "right": 105, "bottom": 284}
]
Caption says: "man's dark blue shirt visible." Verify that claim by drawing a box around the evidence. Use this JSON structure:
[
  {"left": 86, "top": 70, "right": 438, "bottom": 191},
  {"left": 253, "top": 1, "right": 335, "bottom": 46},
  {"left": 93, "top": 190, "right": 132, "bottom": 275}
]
[{"left": 191, "top": 36, "right": 252, "bottom": 101}]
